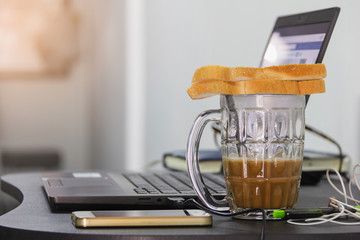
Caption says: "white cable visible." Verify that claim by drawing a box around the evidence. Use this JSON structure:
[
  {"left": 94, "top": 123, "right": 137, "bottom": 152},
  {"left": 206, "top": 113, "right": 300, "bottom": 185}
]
[
  {"left": 354, "top": 164, "right": 360, "bottom": 192},
  {"left": 326, "top": 168, "right": 348, "bottom": 204},
  {"left": 287, "top": 165, "right": 360, "bottom": 226},
  {"left": 349, "top": 164, "right": 360, "bottom": 205},
  {"left": 326, "top": 168, "right": 360, "bottom": 203},
  {"left": 343, "top": 212, "right": 360, "bottom": 221},
  {"left": 329, "top": 199, "right": 360, "bottom": 220},
  {"left": 330, "top": 198, "right": 359, "bottom": 212}
]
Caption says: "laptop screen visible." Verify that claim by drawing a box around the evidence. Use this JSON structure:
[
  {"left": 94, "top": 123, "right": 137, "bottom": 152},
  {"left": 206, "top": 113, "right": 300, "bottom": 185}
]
[{"left": 260, "top": 22, "right": 330, "bottom": 67}]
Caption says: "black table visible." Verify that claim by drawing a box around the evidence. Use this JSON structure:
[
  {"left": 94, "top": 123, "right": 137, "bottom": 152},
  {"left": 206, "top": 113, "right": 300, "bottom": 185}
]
[{"left": 0, "top": 172, "right": 359, "bottom": 240}]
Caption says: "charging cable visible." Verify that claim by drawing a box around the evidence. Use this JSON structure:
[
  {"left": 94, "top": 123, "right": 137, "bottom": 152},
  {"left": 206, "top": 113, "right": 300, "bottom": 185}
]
[{"left": 286, "top": 164, "right": 360, "bottom": 226}]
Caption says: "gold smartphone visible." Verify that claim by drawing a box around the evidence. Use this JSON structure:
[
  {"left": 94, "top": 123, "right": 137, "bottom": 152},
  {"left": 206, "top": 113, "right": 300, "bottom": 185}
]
[{"left": 72, "top": 209, "right": 212, "bottom": 228}]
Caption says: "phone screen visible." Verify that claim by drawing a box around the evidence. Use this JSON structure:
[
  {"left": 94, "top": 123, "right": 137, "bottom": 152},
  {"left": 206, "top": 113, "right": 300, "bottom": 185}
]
[{"left": 91, "top": 210, "right": 191, "bottom": 217}]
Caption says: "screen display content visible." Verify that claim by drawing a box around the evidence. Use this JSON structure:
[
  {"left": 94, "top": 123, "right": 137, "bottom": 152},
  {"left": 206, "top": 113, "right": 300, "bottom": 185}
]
[{"left": 261, "top": 22, "right": 330, "bottom": 67}]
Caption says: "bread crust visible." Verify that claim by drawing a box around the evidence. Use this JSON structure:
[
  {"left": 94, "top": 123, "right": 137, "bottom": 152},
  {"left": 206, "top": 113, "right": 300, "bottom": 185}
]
[
  {"left": 188, "top": 64, "right": 326, "bottom": 99},
  {"left": 188, "top": 79, "right": 325, "bottom": 99},
  {"left": 192, "top": 64, "right": 326, "bottom": 82}
]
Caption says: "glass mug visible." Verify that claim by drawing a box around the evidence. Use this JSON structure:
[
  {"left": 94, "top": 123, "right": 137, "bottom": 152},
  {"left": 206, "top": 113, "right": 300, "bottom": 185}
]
[{"left": 186, "top": 94, "right": 305, "bottom": 214}]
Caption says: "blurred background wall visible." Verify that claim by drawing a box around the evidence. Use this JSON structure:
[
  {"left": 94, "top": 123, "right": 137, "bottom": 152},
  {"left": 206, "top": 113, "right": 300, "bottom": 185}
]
[{"left": 0, "top": 0, "right": 359, "bottom": 174}]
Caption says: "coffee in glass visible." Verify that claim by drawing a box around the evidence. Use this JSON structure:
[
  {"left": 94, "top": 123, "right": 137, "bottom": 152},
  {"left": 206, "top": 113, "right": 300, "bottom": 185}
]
[{"left": 187, "top": 94, "right": 305, "bottom": 213}]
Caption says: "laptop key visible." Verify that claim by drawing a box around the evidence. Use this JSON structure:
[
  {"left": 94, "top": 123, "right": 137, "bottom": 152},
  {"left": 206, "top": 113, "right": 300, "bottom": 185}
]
[
  {"left": 125, "top": 174, "right": 149, "bottom": 186},
  {"left": 171, "top": 172, "right": 226, "bottom": 194},
  {"left": 141, "top": 174, "right": 175, "bottom": 192},
  {"left": 147, "top": 190, "right": 160, "bottom": 194},
  {"left": 169, "top": 172, "right": 194, "bottom": 187},
  {"left": 179, "top": 190, "right": 195, "bottom": 194},
  {"left": 125, "top": 174, "right": 161, "bottom": 193},
  {"left": 134, "top": 188, "right": 148, "bottom": 194},
  {"left": 157, "top": 174, "right": 193, "bottom": 192},
  {"left": 159, "top": 190, "right": 178, "bottom": 194}
]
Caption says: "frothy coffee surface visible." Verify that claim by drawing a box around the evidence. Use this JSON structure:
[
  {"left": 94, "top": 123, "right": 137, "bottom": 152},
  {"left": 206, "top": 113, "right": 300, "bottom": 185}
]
[{"left": 223, "top": 158, "right": 302, "bottom": 209}]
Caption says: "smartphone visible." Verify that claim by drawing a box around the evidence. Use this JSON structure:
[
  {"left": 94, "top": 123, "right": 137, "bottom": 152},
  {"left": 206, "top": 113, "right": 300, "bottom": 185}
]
[{"left": 72, "top": 209, "right": 212, "bottom": 228}]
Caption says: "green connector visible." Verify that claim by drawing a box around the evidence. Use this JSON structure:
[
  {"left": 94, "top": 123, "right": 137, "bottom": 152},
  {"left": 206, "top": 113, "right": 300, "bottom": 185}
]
[
  {"left": 273, "top": 210, "right": 285, "bottom": 219},
  {"left": 355, "top": 206, "right": 360, "bottom": 213}
]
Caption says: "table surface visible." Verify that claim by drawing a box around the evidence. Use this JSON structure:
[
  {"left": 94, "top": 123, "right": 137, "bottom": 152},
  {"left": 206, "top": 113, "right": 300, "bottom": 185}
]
[{"left": 0, "top": 172, "right": 359, "bottom": 240}]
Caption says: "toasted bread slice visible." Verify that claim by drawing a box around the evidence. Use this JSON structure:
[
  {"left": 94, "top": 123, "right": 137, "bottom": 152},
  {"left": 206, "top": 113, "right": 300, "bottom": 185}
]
[
  {"left": 188, "top": 64, "right": 326, "bottom": 99},
  {"left": 192, "top": 64, "right": 326, "bottom": 83},
  {"left": 263, "top": 64, "right": 326, "bottom": 81},
  {"left": 188, "top": 79, "right": 325, "bottom": 99}
]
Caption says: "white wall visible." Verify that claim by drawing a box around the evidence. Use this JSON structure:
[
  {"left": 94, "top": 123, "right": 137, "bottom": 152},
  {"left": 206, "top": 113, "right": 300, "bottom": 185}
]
[
  {"left": 0, "top": 0, "right": 93, "bottom": 170},
  {"left": 87, "top": 0, "right": 127, "bottom": 170}
]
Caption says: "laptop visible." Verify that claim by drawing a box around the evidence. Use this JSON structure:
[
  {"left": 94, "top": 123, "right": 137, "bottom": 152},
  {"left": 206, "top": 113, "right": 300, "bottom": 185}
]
[{"left": 41, "top": 7, "right": 340, "bottom": 212}]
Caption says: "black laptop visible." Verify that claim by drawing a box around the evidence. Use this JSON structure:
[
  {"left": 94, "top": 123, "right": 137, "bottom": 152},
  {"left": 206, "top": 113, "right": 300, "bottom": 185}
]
[{"left": 41, "top": 7, "right": 340, "bottom": 212}]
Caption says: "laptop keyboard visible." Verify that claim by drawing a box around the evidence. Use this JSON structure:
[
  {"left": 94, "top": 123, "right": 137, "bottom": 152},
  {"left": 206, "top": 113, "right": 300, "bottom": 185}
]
[{"left": 123, "top": 172, "right": 226, "bottom": 195}]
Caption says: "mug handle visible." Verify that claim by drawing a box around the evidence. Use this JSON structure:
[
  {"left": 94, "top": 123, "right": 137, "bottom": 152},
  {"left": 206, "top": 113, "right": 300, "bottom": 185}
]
[{"left": 186, "top": 109, "right": 229, "bottom": 212}]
